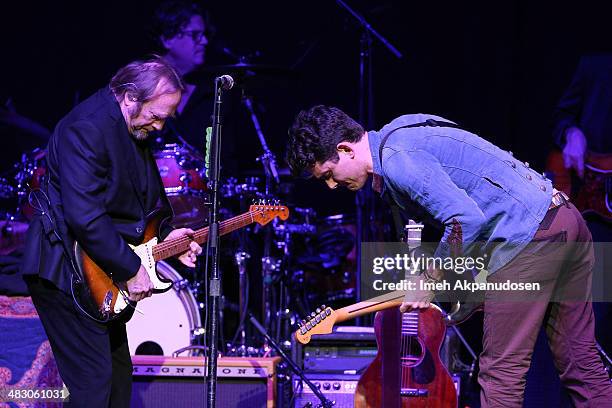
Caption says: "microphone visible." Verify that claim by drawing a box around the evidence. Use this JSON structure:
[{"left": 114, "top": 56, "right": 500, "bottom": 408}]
[{"left": 216, "top": 74, "right": 234, "bottom": 90}]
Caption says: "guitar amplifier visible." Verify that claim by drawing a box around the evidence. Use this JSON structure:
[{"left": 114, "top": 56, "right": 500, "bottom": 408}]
[
  {"left": 131, "top": 355, "right": 280, "bottom": 408},
  {"left": 291, "top": 326, "right": 377, "bottom": 374},
  {"left": 285, "top": 327, "right": 376, "bottom": 407},
  {"left": 291, "top": 373, "right": 360, "bottom": 408}
]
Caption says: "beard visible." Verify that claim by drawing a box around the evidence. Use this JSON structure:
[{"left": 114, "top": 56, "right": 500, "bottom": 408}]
[
  {"left": 131, "top": 128, "right": 149, "bottom": 141},
  {"left": 127, "top": 103, "right": 149, "bottom": 140}
]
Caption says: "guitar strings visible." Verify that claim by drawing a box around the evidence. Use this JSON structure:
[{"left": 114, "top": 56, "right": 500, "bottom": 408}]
[
  {"left": 152, "top": 209, "right": 267, "bottom": 258},
  {"left": 400, "top": 310, "right": 420, "bottom": 388}
]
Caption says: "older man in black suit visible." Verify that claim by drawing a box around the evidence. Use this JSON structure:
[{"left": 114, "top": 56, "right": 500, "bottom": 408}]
[{"left": 21, "top": 58, "right": 202, "bottom": 407}]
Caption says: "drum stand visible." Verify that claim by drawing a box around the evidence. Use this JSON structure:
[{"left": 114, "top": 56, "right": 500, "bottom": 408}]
[
  {"left": 239, "top": 85, "right": 284, "bottom": 352},
  {"left": 226, "top": 250, "right": 260, "bottom": 357}
]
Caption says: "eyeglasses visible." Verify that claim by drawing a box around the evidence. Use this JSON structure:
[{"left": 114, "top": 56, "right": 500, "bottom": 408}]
[{"left": 179, "top": 30, "right": 207, "bottom": 43}]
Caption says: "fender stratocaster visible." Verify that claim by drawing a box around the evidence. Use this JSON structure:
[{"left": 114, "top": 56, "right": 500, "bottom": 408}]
[{"left": 74, "top": 203, "right": 289, "bottom": 321}]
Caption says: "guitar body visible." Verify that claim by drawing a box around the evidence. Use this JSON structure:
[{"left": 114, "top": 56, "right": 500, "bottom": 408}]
[
  {"left": 355, "top": 307, "right": 457, "bottom": 408},
  {"left": 575, "top": 152, "right": 612, "bottom": 222},
  {"left": 546, "top": 149, "right": 611, "bottom": 222},
  {"left": 71, "top": 203, "right": 290, "bottom": 322},
  {"left": 73, "top": 208, "right": 173, "bottom": 321}
]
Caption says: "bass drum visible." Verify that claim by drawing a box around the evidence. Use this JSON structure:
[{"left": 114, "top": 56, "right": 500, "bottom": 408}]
[{"left": 126, "top": 261, "right": 202, "bottom": 356}]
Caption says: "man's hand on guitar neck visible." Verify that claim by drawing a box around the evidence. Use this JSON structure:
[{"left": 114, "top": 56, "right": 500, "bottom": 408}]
[
  {"left": 165, "top": 228, "right": 203, "bottom": 268},
  {"left": 563, "top": 126, "right": 587, "bottom": 179},
  {"left": 399, "top": 268, "right": 440, "bottom": 313},
  {"left": 124, "top": 265, "right": 154, "bottom": 302}
]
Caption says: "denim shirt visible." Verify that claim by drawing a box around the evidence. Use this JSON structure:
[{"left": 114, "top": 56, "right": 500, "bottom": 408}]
[{"left": 369, "top": 114, "right": 553, "bottom": 274}]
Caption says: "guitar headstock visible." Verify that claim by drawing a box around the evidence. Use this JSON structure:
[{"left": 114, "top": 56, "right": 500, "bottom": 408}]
[
  {"left": 294, "top": 305, "right": 336, "bottom": 345},
  {"left": 249, "top": 200, "right": 289, "bottom": 226}
]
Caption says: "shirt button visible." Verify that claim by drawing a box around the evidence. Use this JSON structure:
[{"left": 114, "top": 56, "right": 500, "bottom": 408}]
[
  {"left": 511, "top": 162, "right": 516, "bottom": 168},
  {"left": 540, "top": 185, "right": 547, "bottom": 192},
  {"left": 136, "top": 227, "right": 143, "bottom": 234},
  {"left": 526, "top": 174, "right": 532, "bottom": 181}
]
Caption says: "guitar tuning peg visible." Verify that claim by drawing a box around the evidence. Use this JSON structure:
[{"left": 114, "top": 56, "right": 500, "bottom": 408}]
[
  {"left": 321, "top": 305, "right": 326, "bottom": 309},
  {"left": 310, "top": 312, "right": 316, "bottom": 318},
  {"left": 316, "top": 308, "right": 321, "bottom": 314},
  {"left": 301, "top": 320, "right": 307, "bottom": 326}
]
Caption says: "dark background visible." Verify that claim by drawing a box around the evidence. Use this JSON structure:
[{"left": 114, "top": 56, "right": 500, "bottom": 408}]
[
  {"left": 1, "top": 0, "right": 610, "bottom": 215},
  {"left": 1, "top": 2, "right": 609, "bottom": 402}
]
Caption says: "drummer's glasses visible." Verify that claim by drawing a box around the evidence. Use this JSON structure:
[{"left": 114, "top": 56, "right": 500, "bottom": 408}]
[{"left": 179, "top": 30, "right": 207, "bottom": 43}]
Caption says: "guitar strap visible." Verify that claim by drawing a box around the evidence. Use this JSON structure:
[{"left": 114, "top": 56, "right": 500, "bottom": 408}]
[
  {"left": 30, "top": 180, "right": 110, "bottom": 322},
  {"left": 377, "top": 118, "right": 463, "bottom": 240}
]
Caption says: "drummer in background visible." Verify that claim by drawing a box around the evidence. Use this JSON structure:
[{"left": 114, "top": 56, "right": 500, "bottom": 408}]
[{"left": 150, "top": 0, "right": 237, "bottom": 174}]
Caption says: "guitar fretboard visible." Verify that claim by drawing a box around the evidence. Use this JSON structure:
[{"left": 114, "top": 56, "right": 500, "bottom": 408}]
[
  {"left": 151, "top": 211, "right": 257, "bottom": 261},
  {"left": 401, "top": 311, "right": 419, "bottom": 336}
]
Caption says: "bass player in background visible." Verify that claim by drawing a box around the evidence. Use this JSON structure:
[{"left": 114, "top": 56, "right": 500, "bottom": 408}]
[
  {"left": 552, "top": 53, "right": 612, "bottom": 356},
  {"left": 20, "top": 58, "right": 202, "bottom": 408}
]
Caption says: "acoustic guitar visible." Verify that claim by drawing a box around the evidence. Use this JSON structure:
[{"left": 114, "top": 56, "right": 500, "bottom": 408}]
[
  {"left": 73, "top": 202, "right": 289, "bottom": 321},
  {"left": 295, "top": 221, "right": 457, "bottom": 407},
  {"left": 355, "top": 306, "right": 457, "bottom": 408}
]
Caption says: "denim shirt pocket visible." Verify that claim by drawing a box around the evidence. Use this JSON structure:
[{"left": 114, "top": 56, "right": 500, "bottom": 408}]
[{"left": 471, "top": 175, "right": 507, "bottom": 204}]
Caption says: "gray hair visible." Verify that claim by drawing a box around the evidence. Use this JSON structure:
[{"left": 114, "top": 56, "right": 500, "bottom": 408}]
[{"left": 109, "top": 56, "right": 184, "bottom": 105}]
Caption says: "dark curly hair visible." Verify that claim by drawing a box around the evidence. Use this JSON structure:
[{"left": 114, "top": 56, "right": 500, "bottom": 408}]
[
  {"left": 151, "top": 1, "right": 214, "bottom": 49},
  {"left": 286, "top": 105, "right": 365, "bottom": 177}
]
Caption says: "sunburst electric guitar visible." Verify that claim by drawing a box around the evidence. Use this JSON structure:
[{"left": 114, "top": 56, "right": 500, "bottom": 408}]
[{"left": 73, "top": 203, "right": 289, "bottom": 321}]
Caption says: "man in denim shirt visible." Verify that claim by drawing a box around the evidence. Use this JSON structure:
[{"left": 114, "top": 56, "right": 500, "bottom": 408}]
[{"left": 286, "top": 105, "right": 612, "bottom": 407}]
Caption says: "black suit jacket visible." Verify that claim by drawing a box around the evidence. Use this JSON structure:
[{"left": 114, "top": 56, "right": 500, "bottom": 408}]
[
  {"left": 21, "top": 88, "right": 171, "bottom": 293},
  {"left": 553, "top": 54, "right": 612, "bottom": 154}
]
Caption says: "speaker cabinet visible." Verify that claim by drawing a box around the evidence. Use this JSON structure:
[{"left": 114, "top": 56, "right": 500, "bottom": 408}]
[{"left": 131, "top": 356, "right": 280, "bottom": 408}]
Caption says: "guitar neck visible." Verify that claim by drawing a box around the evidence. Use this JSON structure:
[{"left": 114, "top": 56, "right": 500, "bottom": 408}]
[
  {"left": 152, "top": 211, "right": 257, "bottom": 261},
  {"left": 334, "top": 291, "right": 405, "bottom": 324}
]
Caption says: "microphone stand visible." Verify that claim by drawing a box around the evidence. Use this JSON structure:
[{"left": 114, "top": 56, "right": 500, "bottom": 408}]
[
  {"left": 205, "top": 75, "right": 233, "bottom": 408},
  {"left": 334, "top": 0, "right": 403, "bottom": 320},
  {"left": 248, "top": 312, "right": 335, "bottom": 408}
]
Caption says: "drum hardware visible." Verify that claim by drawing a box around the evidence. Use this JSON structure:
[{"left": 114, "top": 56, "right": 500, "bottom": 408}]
[
  {"left": 226, "top": 250, "right": 258, "bottom": 357},
  {"left": 262, "top": 255, "right": 282, "bottom": 340},
  {"left": 221, "top": 176, "right": 262, "bottom": 199},
  {"left": 173, "top": 277, "right": 191, "bottom": 291},
  {"left": 274, "top": 222, "right": 316, "bottom": 237}
]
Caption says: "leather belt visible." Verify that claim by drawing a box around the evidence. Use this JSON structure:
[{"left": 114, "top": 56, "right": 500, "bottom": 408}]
[{"left": 549, "top": 188, "right": 570, "bottom": 210}]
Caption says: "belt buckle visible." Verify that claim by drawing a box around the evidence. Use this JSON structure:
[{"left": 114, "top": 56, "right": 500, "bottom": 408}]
[{"left": 549, "top": 190, "right": 569, "bottom": 210}]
